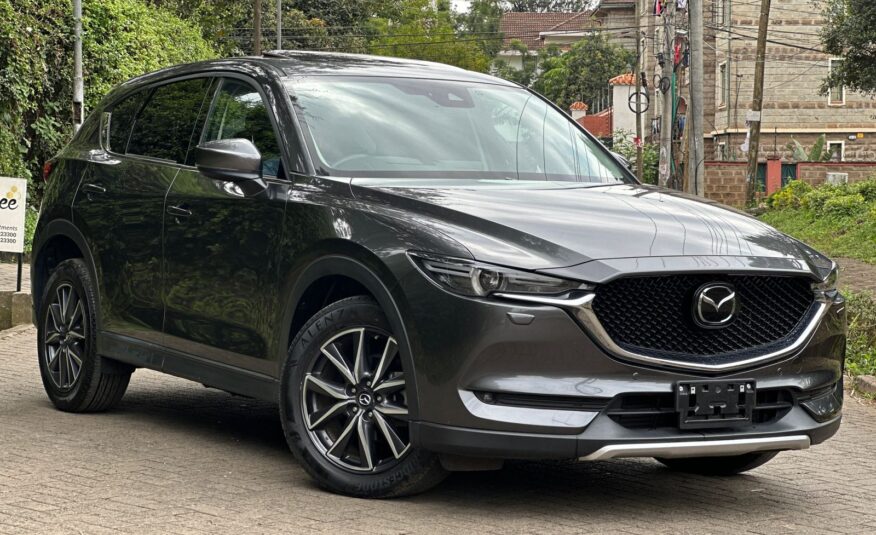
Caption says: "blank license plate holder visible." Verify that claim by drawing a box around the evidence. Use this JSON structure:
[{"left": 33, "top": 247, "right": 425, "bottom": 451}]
[{"left": 676, "top": 380, "right": 756, "bottom": 430}]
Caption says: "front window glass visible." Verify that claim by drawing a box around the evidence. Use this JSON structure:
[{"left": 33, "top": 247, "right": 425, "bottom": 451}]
[
  {"left": 286, "top": 77, "right": 630, "bottom": 183},
  {"left": 204, "top": 79, "right": 283, "bottom": 177}
]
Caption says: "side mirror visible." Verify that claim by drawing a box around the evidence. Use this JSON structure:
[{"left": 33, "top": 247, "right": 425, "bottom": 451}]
[
  {"left": 195, "top": 139, "right": 267, "bottom": 195},
  {"left": 611, "top": 151, "right": 634, "bottom": 171}
]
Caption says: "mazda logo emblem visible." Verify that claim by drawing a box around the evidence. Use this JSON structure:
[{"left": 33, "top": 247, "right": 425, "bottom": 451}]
[
  {"left": 693, "top": 283, "right": 737, "bottom": 328},
  {"left": 357, "top": 392, "right": 373, "bottom": 406}
]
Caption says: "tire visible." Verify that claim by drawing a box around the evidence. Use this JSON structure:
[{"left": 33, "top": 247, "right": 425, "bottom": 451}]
[
  {"left": 656, "top": 451, "right": 779, "bottom": 476},
  {"left": 37, "top": 258, "right": 132, "bottom": 412},
  {"left": 280, "top": 295, "right": 447, "bottom": 498}
]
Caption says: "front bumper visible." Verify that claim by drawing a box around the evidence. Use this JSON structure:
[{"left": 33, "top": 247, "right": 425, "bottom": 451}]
[
  {"left": 397, "top": 259, "right": 847, "bottom": 461},
  {"left": 411, "top": 401, "right": 841, "bottom": 460}
]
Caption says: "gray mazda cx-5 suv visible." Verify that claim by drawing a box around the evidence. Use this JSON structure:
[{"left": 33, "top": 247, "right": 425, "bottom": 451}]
[{"left": 32, "top": 51, "right": 845, "bottom": 498}]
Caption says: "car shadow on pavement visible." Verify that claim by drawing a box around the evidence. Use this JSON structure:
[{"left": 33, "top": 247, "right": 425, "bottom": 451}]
[{"left": 98, "top": 381, "right": 789, "bottom": 514}]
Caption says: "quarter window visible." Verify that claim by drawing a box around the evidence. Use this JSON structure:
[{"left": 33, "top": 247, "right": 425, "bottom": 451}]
[
  {"left": 203, "top": 80, "right": 283, "bottom": 177},
  {"left": 108, "top": 91, "right": 148, "bottom": 154},
  {"left": 127, "top": 78, "right": 213, "bottom": 163}
]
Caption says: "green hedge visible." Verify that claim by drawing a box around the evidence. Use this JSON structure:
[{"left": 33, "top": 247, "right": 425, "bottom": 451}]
[
  {"left": 0, "top": 0, "right": 216, "bottom": 221},
  {"left": 846, "top": 292, "right": 876, "bottom": 378},
  {"left": 761, "top": 179, "right": 876, "bottom": 264}
]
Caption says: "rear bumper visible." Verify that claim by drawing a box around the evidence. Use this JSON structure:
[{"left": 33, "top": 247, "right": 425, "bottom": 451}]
[{"left": 411, "top": 405, "right": 842, "bottom": 461}]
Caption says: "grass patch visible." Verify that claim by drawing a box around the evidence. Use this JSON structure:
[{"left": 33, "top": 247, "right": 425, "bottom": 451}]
[
  {"left": 846, "top": 292, "right": 876, "bottom": 378},
  {"left": 759, "top": 180, "right": 876, "bottom": 265}
]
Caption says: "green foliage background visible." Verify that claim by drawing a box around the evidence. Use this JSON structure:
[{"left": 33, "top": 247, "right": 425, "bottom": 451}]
[
  {"left": 0, "top": 0, "right": 216, "bottom": 221},
  {"left": 761, "top": 179, "right": 876, "bottom": 265},
  {"left": 762, "top": 179, "right": 876, "bottom": 380}
]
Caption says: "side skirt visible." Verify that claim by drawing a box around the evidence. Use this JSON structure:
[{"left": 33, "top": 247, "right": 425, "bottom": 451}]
[{"left": 98, "top": 332, "right": 279, "bottom": 402}]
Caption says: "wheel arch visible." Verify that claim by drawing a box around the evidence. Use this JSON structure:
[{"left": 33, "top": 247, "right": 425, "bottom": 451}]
[
  {"left": 31, "top": 220, "right": 100, "bottom": 326},
  {"left": 280, "top": 246, "right": 420, "bottom": 417}
]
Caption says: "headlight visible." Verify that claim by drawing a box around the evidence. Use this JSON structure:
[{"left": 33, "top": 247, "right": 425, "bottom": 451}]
[{"left": 409, "top": 252, "right": 587, "bottom": 297}]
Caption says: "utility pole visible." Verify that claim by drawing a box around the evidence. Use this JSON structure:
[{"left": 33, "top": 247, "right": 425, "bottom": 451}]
[
  {"left": 688, "top": 0, "right": 705, "bottom": 196},
  {"left": 253, "top": 0, "right": 262, "bottom": 55},
  {"left": 276, "top": 0, "right": 282, "bottom": 50},
  {"left": 746, "top": 0, "right": 772, "bottom": 205},
  {"left": 659, "top": 1, "right": 675, "bottom": 187},
  {"left": 634, "top": 0, "right": 644, "bottom": 182},
  {"left": 72, "top": 0, "right": 84, "bottom": 132}
]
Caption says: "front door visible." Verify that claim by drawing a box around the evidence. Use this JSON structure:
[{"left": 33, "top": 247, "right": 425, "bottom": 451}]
[
  {"left": 73, "top": 77, "right": 214, "bottom": 341},
  {"left": 162, "top": 77, "right": 287, "bottom": 374}
]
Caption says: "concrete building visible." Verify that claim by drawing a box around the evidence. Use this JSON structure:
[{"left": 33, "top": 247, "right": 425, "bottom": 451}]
[{"left": 710, "top": 0, "right": 876, "bottom": 164}]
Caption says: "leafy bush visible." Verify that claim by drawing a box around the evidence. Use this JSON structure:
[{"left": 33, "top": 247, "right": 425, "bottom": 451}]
[
  {"left": 822, "top": 193, "right": 867, "bottom": 218},
  {"left": 612, "top": 131, "right": 660, "bottom": 185},
  {"left": 0, "top": 0, "right": 215, "bottom": 211},
  {"left": 767, "top": 179, "right": 813, "bottom": 209},
  {"left": 846, "top": 292, "right": 876, "bottom": 378},
  {"left": 851, "top": 180, "right": 876, "bottom": 202},
  {"left": 760, "top": 179, "right": 876, "bottom": 265}
]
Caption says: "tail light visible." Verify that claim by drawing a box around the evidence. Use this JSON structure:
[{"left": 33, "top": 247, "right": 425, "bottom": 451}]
[{"left": 42, "top": 160, "right": 54, "bottom": 182}]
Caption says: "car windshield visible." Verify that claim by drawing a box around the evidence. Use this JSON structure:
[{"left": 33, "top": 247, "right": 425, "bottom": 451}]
[{"left": 285, "top": 76, "right": 631, "bottom": 183}]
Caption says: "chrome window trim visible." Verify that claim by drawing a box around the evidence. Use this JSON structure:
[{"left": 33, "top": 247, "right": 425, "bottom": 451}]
[{"left": 495, "top": 291, "right": 832, "bottom": 373}]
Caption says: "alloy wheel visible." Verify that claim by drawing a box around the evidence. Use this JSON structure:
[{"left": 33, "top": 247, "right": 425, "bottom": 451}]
[
  {"left": 43, "top": 283, "right": 87, "bottom": 390},
  {"left": 302, "top": 327, "right": 410, "bottom": 473}
]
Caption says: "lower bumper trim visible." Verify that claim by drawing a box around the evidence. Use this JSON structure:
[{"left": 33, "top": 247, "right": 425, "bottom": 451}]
[{"left": 579, "top": 435, "right": 811, "bottom": 461}]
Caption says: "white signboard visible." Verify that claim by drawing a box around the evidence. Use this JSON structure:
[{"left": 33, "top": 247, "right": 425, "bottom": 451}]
[{"left": 0, "top": 177, "right": 27, "bottom": 253}]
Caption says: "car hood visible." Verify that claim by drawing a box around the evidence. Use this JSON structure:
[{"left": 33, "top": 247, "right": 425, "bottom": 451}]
[{"left": 350, "top": 179, "right": 819, "bottom": 275}]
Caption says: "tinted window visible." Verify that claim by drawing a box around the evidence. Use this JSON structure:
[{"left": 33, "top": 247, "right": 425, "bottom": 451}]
[
  {"left": 127, "top": 78, "right": 212, "bottom": 163},
  {"left": 204, "top": 79, "right": 282, "bottom": 177},
  {"left": 108, "top": 91, "right": 147, "bottom": 154},
  {"left": 287, "top": 77, "right": 630, "bottom": 183}
]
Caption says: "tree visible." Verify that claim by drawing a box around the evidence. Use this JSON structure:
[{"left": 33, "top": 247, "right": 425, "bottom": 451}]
[
  {"left": 506, "top": 0, "right": 592, "bottom": 12},
  {"left": 821, "top": 0, "right": 876, "bottom": 95},
  {"left": 366, "top": 0, "right": 490, "bottom": 72},
  {"left": 531, "top": 33, "right": 633, "bottom": 110},
  {"left": 457, "top": 0, "right": 506, "bottom": 58},
  {"left": 0, "top": 0, "right": 215, "bottom": 206}
]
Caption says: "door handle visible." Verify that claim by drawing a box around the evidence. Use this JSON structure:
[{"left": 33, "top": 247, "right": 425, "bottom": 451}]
[
  {"left": 166, "top": 205, "right": 193, "bottom": 218},
  {"left": 82, "top": 183, "right": 106, "bottom": 195}
]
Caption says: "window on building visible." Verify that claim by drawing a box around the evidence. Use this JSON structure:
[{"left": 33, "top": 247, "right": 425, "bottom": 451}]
[
  {"left": 719, "top": 62, "right": 729, "bottom": 107},
  {"left": 827, "top": 141, "right": 845, "bottom": 161},
  {"left": 718, "top": 142, "right": 727, "bottom": 161},
  {"left": 829, "top": 59, "right": 846, "bottom": 106},
  {"left": 713, "top": 0, "right": 726, "bottom": 26}
]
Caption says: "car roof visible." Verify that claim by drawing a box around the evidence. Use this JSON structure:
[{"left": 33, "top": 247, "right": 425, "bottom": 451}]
[
  {"left": 115, "top": 51, "right": 517, "bottom": 95},
  {"left": 261, "top": 50, "right": 515, "bottom": 85}
]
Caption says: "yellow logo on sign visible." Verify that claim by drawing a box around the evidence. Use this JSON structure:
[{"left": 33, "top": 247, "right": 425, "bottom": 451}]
[{"left": 0, "top": 185, "right": 20, "bottom": 210}]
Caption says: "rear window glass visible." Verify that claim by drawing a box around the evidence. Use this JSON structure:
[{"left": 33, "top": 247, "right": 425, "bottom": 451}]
[
  {"left": 108, "top": 91, "right": 147, "bottom": 154},
  {"left": 127, "top": 78, "right": 212, "bottom": 163}
]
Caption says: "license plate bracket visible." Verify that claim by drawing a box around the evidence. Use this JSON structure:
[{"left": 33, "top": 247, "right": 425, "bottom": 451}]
[{"left": 676, "top": 380, "right": 756, "bottom": 430}]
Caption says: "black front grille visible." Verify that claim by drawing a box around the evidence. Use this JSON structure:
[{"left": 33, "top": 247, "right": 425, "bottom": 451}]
[{"left": 591, "top": 274, "right": 817, "bottom": 366}]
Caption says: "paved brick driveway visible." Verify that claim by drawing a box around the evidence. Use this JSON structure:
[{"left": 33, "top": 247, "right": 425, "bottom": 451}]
[{"left": 1, "top": 326, "right": 876, "bottom": 534}]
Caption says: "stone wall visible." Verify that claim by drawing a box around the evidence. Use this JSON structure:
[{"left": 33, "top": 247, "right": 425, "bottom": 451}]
[
  {"left": 704, "top": 161, "right": 749, "bottom": 206},
  {"left": 704, "top": 161, "right": 876, "bottom": 207},
  {"left": 797, "top": 162, "right": 876, "bottom": 186}
]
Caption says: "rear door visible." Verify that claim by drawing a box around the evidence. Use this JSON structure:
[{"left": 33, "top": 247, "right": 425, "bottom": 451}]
[
  {"left": 162, "top": 76, "right": 288, "bottom": 374},
  {"left": 72, "top": 76, "right": 214, "bottom": 341}
]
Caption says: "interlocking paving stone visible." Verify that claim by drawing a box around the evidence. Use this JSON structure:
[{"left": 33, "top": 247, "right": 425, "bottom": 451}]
[{"left": 0, "top": 326, "right": 875, "bottom": 533}]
